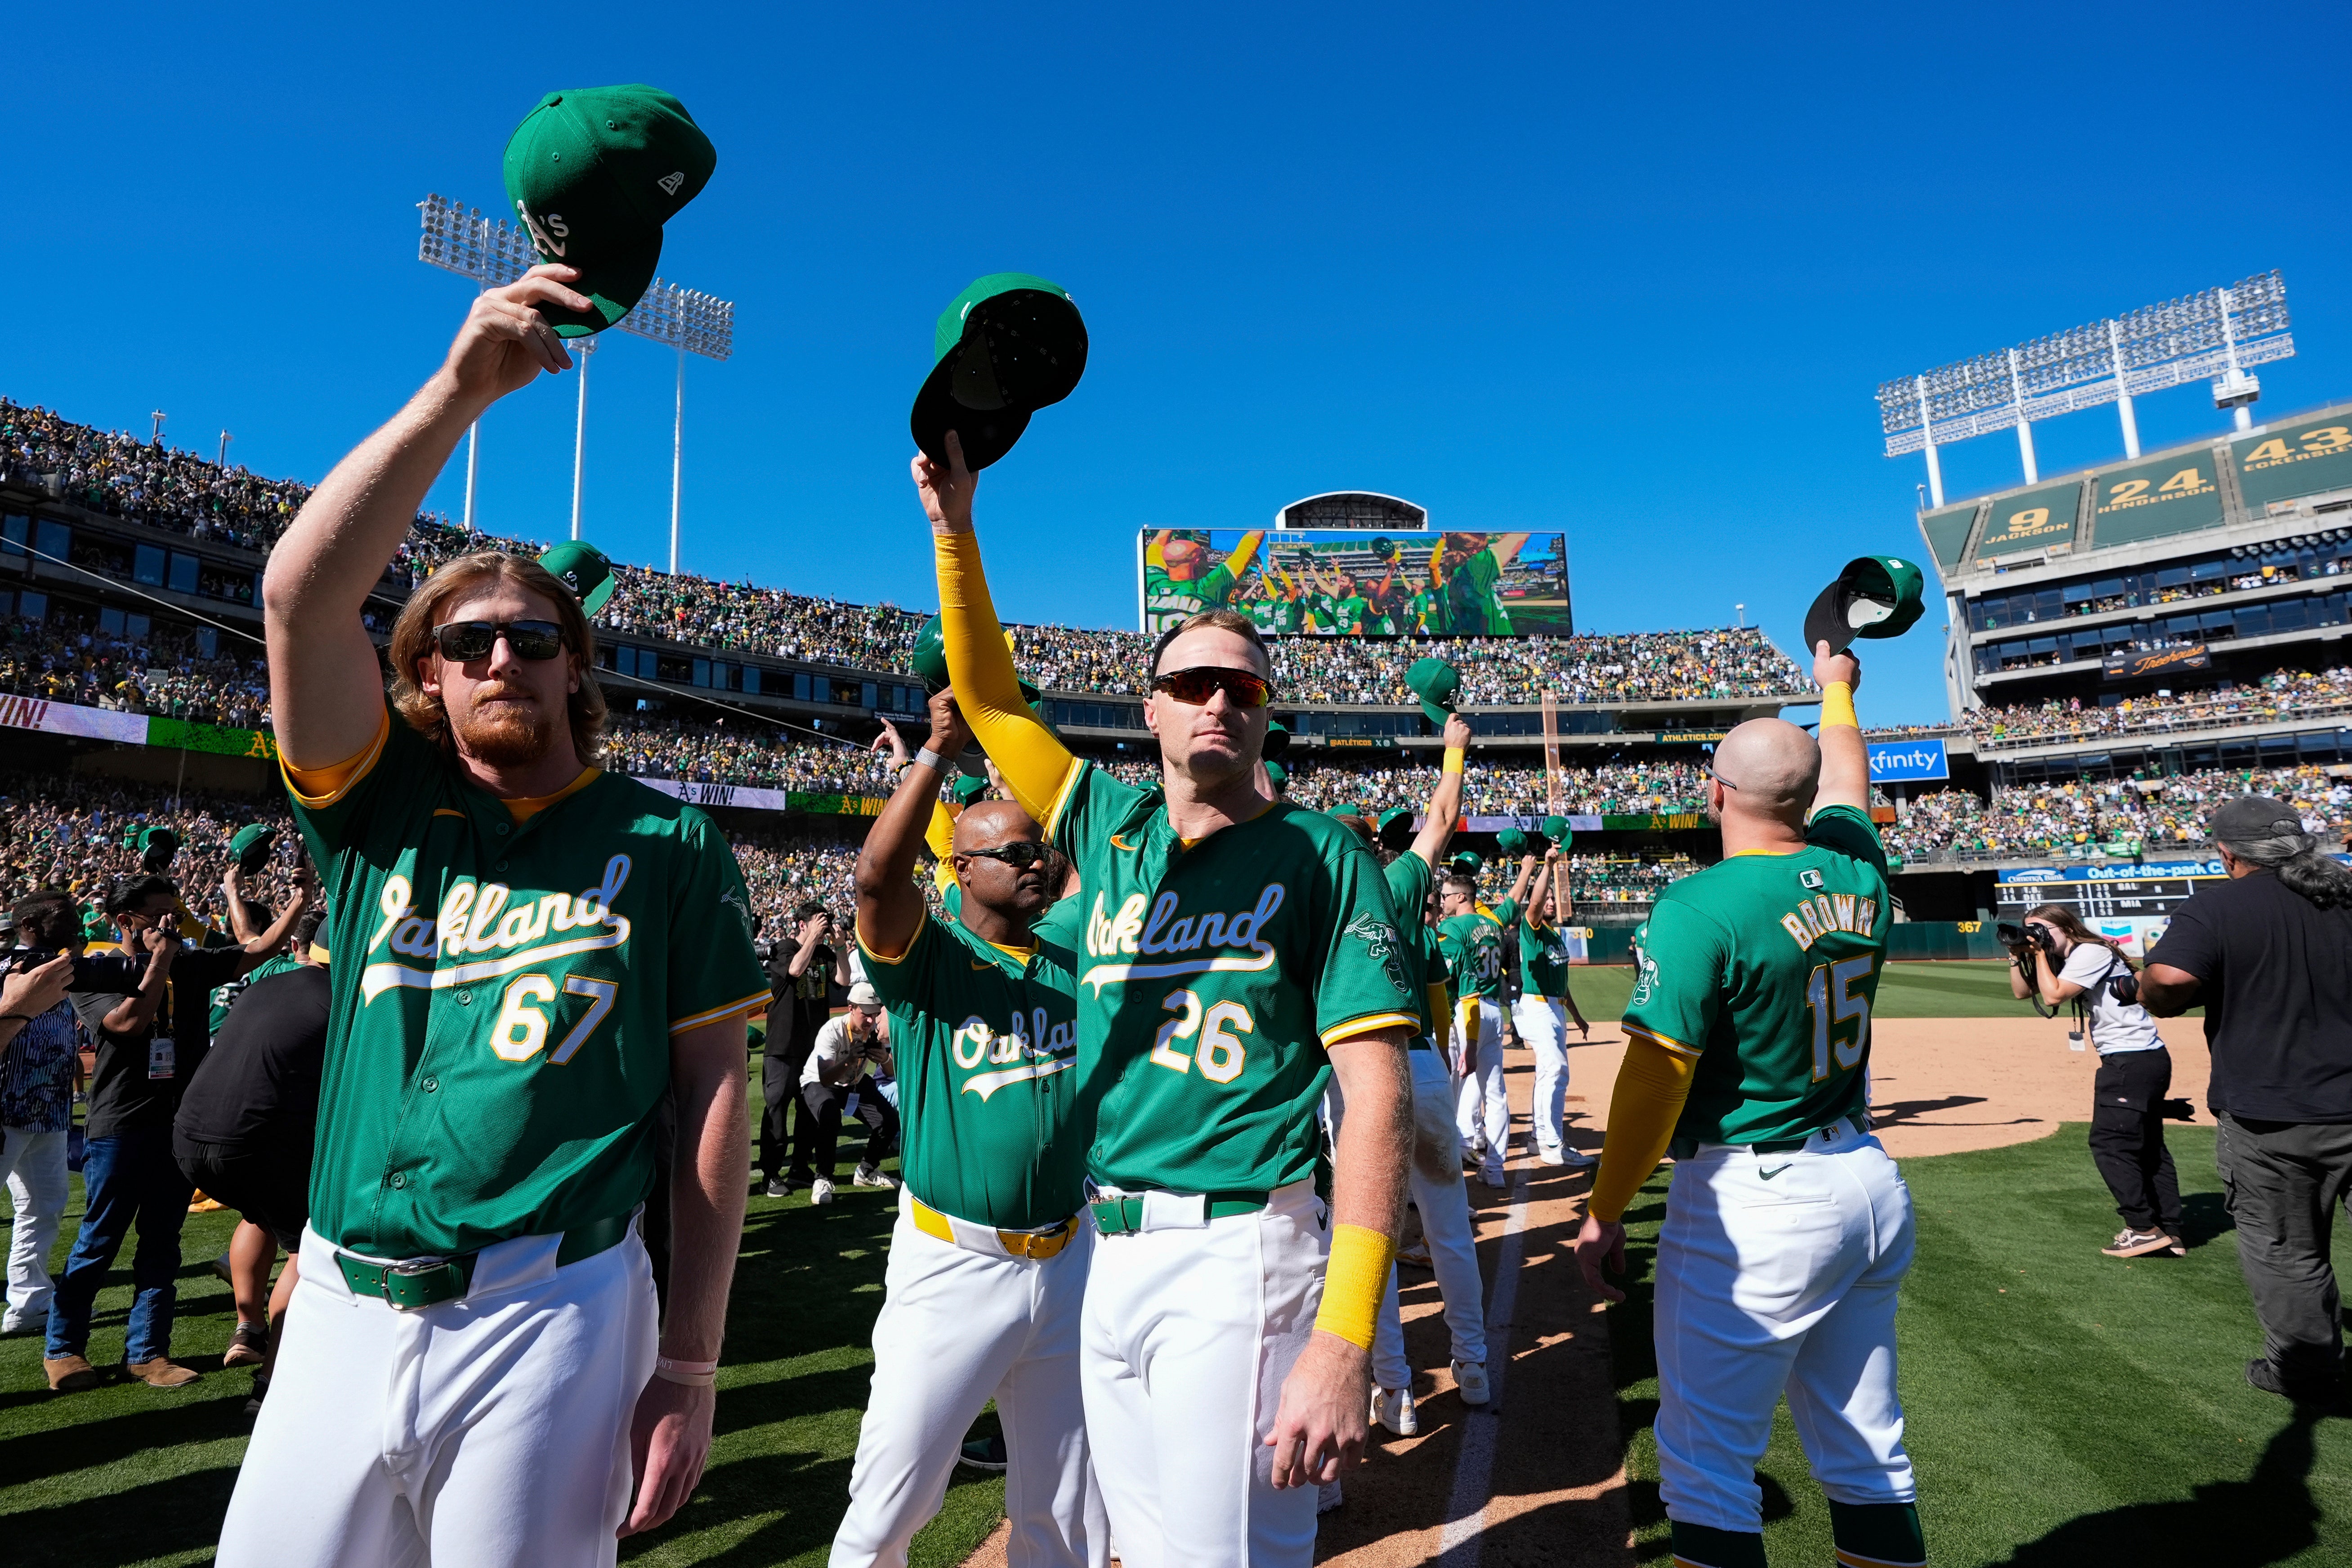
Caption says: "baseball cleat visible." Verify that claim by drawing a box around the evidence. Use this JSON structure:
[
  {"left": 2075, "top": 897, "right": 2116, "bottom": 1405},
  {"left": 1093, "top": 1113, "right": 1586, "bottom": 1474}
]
[
  {"left": 1453, "top": 1359, "right": 1491, "bottom": 1407},
  {"left": 811, "top": 1178, "right": 837, "bottom": 1206},
  {"left": 958, "top": 1433, "right": 1009, "bottom": 1471},
  {"left": 1553, "top": 1148, "right": 1599, "bottom": 1169},
  {"left": 2102, "top": 1227, "right": 2175, "bottom": 1258},
  {"left": 853, "top": 1165, "right": 898, "bottom": 1189},
  {"left": 1372, "top": 1384, "right": 1419, "bottom": 1436}
]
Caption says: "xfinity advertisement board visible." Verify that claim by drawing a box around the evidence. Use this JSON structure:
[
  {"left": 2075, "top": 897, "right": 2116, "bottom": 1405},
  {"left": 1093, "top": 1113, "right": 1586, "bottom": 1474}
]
[
  {"left": 1867, "top": 738, "right": 1950, "bottom": 783},
  {"left": 1140, "top": 528, "right": 1572, "bottom": 638}
]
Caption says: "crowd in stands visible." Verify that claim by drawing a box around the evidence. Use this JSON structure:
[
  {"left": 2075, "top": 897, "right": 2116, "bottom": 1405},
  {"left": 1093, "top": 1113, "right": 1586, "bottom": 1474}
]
[
  {"left": 601, "top": 715, "right": 896, "bottom": 798},
  {"left": 2, "top": 609, "right": 273, "bottom": 729},
  {"left": 1879, "top": 764, "right": 2352, "bottom": 862},
  {"left": 1276, "top": 758, "right": 1710, "bottom": 818},
  {"left": 1965, "top": 667, "right": 2352, "bottom": 747},
  {"left": 1266, "top": 628, "right": 1806, "bottom": 706},
  {"left": 0, "top": 773, "right": 303, "bottom": 925}
]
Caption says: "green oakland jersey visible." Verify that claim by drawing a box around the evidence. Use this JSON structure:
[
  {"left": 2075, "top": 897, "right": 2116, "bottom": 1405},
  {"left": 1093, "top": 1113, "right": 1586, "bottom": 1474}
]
[
  {"left": 210, "top": 951, "right": 304, "bottom": 1035},
  {"left": 1045, "top": 762, "right": 1419, "bottom": 1196},
  {"left": 1032, "top": 892, "right": 1083, "bottom": 955},
  {"left": 1519, "top": 912, "right": 1573, "bottom": 998},
  {"left": 1382, "top": 852, "right": 1436, "bottom": 1038},
  {"left": 1145, "top": 562, "right": 1239, "bottom": 629},
  {"left": 286, "top": 705, "right": 769, "bottom": 1258},
  {"left": 1437, "top": 911, "right": 1506, "bottom": 999},
  {"left": 1329, "top": 594, "right": 1371, "bottom": 633},
  {"left": 1620, "top": 804, "right": 1890, "bottom": 1146},
  {"left": 860, "top": 906, "right": 1088, "bottom": 1230},
  {"left": 1404, "top": 589, "right": 1441, "bottom": 633}
]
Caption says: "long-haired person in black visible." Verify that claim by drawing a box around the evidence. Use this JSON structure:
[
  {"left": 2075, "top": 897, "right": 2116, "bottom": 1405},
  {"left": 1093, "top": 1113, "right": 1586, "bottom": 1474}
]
[{"left": 2004, "top": 903, "right": 2183, "bottom": 1259}]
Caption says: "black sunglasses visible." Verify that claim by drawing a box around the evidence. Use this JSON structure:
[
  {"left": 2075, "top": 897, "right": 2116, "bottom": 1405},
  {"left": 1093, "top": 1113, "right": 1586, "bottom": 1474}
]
[
  {"left": 431, "top": 621, "right": 568, "bottom": 662},
  {"left": 1151, "top": 666, "right": 1274, "bottom": 709},
  {"left": 958, "top": 840, "right": 1052, "bottom": 870}
]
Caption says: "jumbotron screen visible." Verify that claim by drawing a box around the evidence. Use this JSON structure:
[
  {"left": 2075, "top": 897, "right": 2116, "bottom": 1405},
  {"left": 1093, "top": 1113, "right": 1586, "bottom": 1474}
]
[{"left": 1138, "top": 529, "right": 1573, "bottom": 638}]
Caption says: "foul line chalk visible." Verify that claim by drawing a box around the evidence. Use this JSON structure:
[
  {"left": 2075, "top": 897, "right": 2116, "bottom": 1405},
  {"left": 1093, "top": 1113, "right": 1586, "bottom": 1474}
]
[{"left": 1433, "top": 1165, "right": 1531, "bottom": 1567}]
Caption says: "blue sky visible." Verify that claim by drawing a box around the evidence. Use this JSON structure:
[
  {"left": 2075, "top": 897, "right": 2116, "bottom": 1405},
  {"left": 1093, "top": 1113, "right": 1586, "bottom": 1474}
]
[{"left": 9, "top": 3, "right": 2349, "bottom": 724}]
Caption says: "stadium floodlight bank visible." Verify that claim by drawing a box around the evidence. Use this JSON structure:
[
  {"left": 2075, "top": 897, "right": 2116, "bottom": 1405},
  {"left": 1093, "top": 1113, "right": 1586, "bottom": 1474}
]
[
  {"left": 1878, "top": 271, "right": 2293, "bottom": 505},
  {"left": 1914, "top": 396, "right": 2352, "bottom": 773},
  {"left": 415, "top": 193, "right": 736, "bottom": 570}
]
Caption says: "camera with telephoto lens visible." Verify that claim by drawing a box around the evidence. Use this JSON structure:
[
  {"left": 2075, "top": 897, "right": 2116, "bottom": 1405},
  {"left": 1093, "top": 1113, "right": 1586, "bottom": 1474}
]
[
  {"left": 0, "top": 947, "right": 130, "bottom": 992},
  {"left": 1997, "top": 921, "right": 2053, "bottom": 954}
]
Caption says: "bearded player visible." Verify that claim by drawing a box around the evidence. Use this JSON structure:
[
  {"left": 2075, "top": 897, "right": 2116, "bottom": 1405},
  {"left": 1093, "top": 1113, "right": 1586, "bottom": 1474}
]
[
  {"left": 834, "top": 689, "right": 1104, "bottom": 1568},
  {"left": 920, "top": 432, "right": 1415, "bottom": 1568},
  {"left": 1575, "top": 644, "right": 1925, "bottom": 1568},
  {"left": 220, "top": 264, "right": 768, "bottom": 1565}
]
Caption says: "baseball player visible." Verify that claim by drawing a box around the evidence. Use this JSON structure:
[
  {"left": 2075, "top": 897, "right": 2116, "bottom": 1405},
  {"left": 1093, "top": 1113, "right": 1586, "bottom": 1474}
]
[
  {"left": 1575, "top": 643, "right": 1925, "bottom": 1568},
  {"left": 1349, "top": 742, "right": 1494, "bottom": 1428},
  {"left": 918, "top": 431, "right": 1417, "bottom": 1568},
  {"left": 1144, "top": 528, "right": 1263, "bottom": 634},
  {"left": 1437, "top": 870, "right": 1509, "bottom": 1185},
  {"left": 220, "top": 264, "right": 769, "bottom": 1565},
  {"left": 1493, "top": 846, "right": 1593, "bottom": 1167},
  {"left": 833, "top": 689, "right": 1104, "bottom": 1568}
]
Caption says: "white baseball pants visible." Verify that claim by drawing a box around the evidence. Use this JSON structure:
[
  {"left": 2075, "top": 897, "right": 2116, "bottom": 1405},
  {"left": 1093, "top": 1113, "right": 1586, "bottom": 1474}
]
[
  {"left": 1509, "top": 995, "right": 1571, "bottom": 1161},
  {"left": 1374, "top": 1047, "right": 1485, "bottom": 1388},
  {"left": 1080, "top": 1179, "right": 1326, "bottom": 1568},
  {"left": 1453, "top": 998, "right": 1506, "bottom": 1181},
  {"left": 1654, "top": 1121, "right": 1918, "bottom": 1532},
  {"left": 832, "top": 1194, "right": 1104, "bottom": 1568},
  {"left": 217, "top": 1221, "right": 657, "bottom": 1568},
  {"left": 0, "top": 1127, "right": 68, "bottom": 1333}
]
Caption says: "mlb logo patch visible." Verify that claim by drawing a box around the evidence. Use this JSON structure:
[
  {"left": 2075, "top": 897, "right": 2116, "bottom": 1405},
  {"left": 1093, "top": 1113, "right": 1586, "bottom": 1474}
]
[{"left": 1800, "top": 870, "right": 1824, "bottom": 890}]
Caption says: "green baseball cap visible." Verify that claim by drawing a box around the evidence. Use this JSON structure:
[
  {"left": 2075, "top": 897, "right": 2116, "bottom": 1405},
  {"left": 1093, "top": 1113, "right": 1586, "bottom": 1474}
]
[
  {"left": 911, "top": 273, "right": 1088, "bottom": 470},
  {"left": 1543, "top": 814, "right": 1574, "bottom": 851},
  {"left": 1263, "top": 721, "right": 1290, "bottom": 761},
  {"left": 951, "top": 775, "right": 991, "bottom": 808},
  {"left": 538, "top": 540, "right": 617, "bottom": 616},
  {"left": 1328, "top": 803, "right": 1370, "bottom": 822},
  {"left": 1405, "top": 657, "right": 1461, "bottom": 727},
  {"left": 1497, "top": 828, "right": 1529, "bottom": 857},
  {"left": 1264, "top": 760, "right": 1288, "bottom": 794},
  {"left": 1375, "top": 807, "right": 1417, "bottom": 853},
  {"left": 1803, "top": 555, "right": 1926, "bottom": 657},
  {"left": 503, "top": 85, "right": 716, "bottom": 338},
  {"left": 229, "top": 824, "right": 277, "bottom": 875},
  {"left": 911, "top": 616, "right": 951, "bottom": 693},
  {"left": 136, "top": 825, "right": 179, "bottom": 865},
  {"left": 1448, "top": 849, "right": 1483, "bottom": 876}
]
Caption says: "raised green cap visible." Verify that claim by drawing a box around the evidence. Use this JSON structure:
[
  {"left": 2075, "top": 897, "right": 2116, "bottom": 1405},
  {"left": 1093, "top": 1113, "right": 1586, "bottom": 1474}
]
[
  {"left": 1497, "top": 828, "right": 1529, "bottom": 857},
  {"left": 135, "top": 825, "right": 179, "bottom": 867},
  {"left": 911, "top": 273, "right": 1088, "bottom": 470},
  {"left": 1448, "top": 849, "right": 1483, "bottom": 876},
  {"left": 1405, "top": 657, "right": 1461, "bottom": 727},
  {"left": 1263, "top": 720, "right": 1290, "bottom": 761},
  {"left": 911, "top": 616, "right": 951, "bottom": 692},
  {"left": 538, "top": 540, "right": 617, "bottom": 616},
  {"left": 229, "top": 824, "right": 277, "bottom": 874},
  {"left": 951, "top": 775, "right": 991, "bottom": 808},
  {"left": 503, "top": 85, "right": 716, "bottom": 338},
  {"left": 1543, "top": 814, "right": 1574, "bottom": 851},
  {"left": 1803, "top": 554, "right": 1927, "bottom": 657}
]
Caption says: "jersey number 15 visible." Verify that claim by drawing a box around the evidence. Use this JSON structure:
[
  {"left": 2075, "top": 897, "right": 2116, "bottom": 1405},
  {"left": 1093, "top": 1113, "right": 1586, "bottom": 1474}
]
[{"left": 1804, "top": 956, "right": 1874, "bottom": 1083}]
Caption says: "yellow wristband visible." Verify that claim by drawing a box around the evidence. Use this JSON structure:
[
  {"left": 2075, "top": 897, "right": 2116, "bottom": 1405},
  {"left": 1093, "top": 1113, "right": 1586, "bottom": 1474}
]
[
  {"left": 1822, "top": 681, "right": 1858, "bottom": 730},
  {"left": 1443, "top": 746, "right": 1465, "bottom": 775},
  {"left": 1312, "top": 1223, "right": 1394, "bottom": 1350}
]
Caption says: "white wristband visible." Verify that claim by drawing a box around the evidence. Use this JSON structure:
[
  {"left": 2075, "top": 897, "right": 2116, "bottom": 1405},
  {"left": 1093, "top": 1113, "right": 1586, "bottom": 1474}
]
[
  {"left": 915, "top": 747, "right": 946, "bottom": 773},
  {"left": 653, "top": 1354, "right": 720, "bottom": 1388}
]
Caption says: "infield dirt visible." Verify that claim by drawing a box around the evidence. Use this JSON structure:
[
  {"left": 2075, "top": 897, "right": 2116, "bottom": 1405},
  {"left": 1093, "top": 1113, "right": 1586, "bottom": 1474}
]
[{"left": 960, "top": 1007, "right": 2216, "bottom": 1566}]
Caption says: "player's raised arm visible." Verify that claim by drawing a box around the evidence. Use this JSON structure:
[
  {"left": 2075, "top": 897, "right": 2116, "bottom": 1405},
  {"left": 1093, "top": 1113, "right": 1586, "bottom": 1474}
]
[
  {"left": 1809, "top": 642, "right": 1869, "bottom": 817},
  {"left": 916, "top": 432, "right": 1077, "bottom": 823},
  {"left": 1408, "top": 712, "right": 1473, "bottom": 866},
  {"left": 856, "top": 692, "right": 970, "bottom": 959},
  {"left": 262, "top": 265, "right": 593, "bottom": 770}
]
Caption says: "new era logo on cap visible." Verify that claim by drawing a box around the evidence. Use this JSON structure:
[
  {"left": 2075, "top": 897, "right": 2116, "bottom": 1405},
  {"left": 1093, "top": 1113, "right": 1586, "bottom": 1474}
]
[{"left": 658, "top": 171, "right": 685, "bottom": 195}]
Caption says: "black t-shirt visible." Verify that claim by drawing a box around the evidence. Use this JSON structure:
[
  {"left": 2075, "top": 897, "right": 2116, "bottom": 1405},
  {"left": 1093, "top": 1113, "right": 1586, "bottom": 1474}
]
[
  {"left": 761, "top": 943, "right": 797, "bottom": 1050},
  {"left": 174, "top": 965, "right": 330, "bottom": 1153},
  {"left": 74, "top": 945, "right": 247, "bottom": 1140},
  {"left": 2147, "top": 869, "right": 2352, "bottom": 1122},
  {"left": 790, "top": 943, "right": 840, "bottom": 1057}
]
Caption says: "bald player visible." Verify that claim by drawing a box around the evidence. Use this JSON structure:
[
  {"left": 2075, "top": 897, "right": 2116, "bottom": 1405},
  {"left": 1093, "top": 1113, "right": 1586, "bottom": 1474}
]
[
  {"left": 919, "top": 432, "right": 1416, "bottom": 1568},
  {"left": 1575, "top": 645, "right": 1924, "bottom": 1568},
  {"left": 221, "top": 264, "right": 767, "bottom": 1564},
  {"left": 836, "top": 690, "right": 1103, "bottom": 1568}
]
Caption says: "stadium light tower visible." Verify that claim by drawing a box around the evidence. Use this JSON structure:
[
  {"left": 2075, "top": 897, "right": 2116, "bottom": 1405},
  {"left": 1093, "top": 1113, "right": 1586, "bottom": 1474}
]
[
  {"left": 415, "top": 195, "right": 735, "bottom": 567},
  {"left": 1876, "top": 270, "right": 2293, "bottom": 506}
]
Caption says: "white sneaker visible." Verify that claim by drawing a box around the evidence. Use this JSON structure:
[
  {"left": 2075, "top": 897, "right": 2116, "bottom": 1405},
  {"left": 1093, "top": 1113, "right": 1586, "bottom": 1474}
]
[
  {"left": 1454, "top": 1359, "right": 1490, "bottom": 1407},
  {"left": 1317, "top": 1479, "right": 1343, "bottom": 1515},
  {"left": 811, "top": 1178, "right": 836, "bottom": 1206},
  {"left": 854, "top": 1166, "right": 897, "bottom": 1189},
  {"left": 1372, "top": 1384, "right": 1419, "bottom": 1436},
  {"left": 1553, "top": 1148, "right": 1598, "bottom": 1169}
]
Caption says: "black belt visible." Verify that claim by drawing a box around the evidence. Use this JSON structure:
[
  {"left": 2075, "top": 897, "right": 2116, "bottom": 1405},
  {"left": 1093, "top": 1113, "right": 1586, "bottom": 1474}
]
[{"left": 333, "top": 1213, "right": 632, "bottom": 1311}]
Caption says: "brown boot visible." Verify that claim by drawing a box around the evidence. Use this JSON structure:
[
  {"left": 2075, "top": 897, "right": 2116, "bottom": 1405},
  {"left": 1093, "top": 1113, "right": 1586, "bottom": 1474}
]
[
  {"left": 126, "top": 1357, "right": 199, "bottom": 1388},
  {"left": 43, "top": 1354, "right": 99, "bottom": 1392}
]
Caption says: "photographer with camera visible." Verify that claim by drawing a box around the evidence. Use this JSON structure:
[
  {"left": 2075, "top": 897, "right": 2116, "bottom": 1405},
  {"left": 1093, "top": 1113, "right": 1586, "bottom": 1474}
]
[
  {"left": 2003, "top": 905, "right": 2185, "bottom": 1259},
  {"left": 2140, "top": 795, "right": 2352, "bottom": 1407}
]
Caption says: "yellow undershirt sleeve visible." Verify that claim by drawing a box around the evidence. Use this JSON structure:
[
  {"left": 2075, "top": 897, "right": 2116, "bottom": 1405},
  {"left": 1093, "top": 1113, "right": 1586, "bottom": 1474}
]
[
  {"left": 935, "top": 531, "right": 1077, "bottom": 824},
  {"left": 1426, "top": 982, "right": 1452, "bottom": 1056},
  {"left": 1225, "top": 530, "right": 1263, "bottom": 581},
  {"left": 1586, "top": 1037, "right": 1700, "bottom": 1223},
  {"left": 926, "top": 799, "right": 960, "bottom": 894}
]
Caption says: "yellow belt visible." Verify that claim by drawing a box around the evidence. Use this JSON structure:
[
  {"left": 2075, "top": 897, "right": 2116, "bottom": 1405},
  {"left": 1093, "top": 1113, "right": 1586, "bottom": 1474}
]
[{"left": 910, "top": 1195, "right": 1079, "bottom": 1261}]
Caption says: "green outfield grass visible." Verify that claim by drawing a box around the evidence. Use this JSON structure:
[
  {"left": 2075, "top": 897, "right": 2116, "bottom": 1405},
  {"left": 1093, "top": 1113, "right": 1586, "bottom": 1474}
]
[
  {"left": 0, "top": 1056, "right": 1002, "bottom": 1567},
  {"left": 1564, "top": 958, "right": 2132, "bottom": 1023},
  {"left": 1611, "top": 1125, "right": 2352, "bottom": 1566}
]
